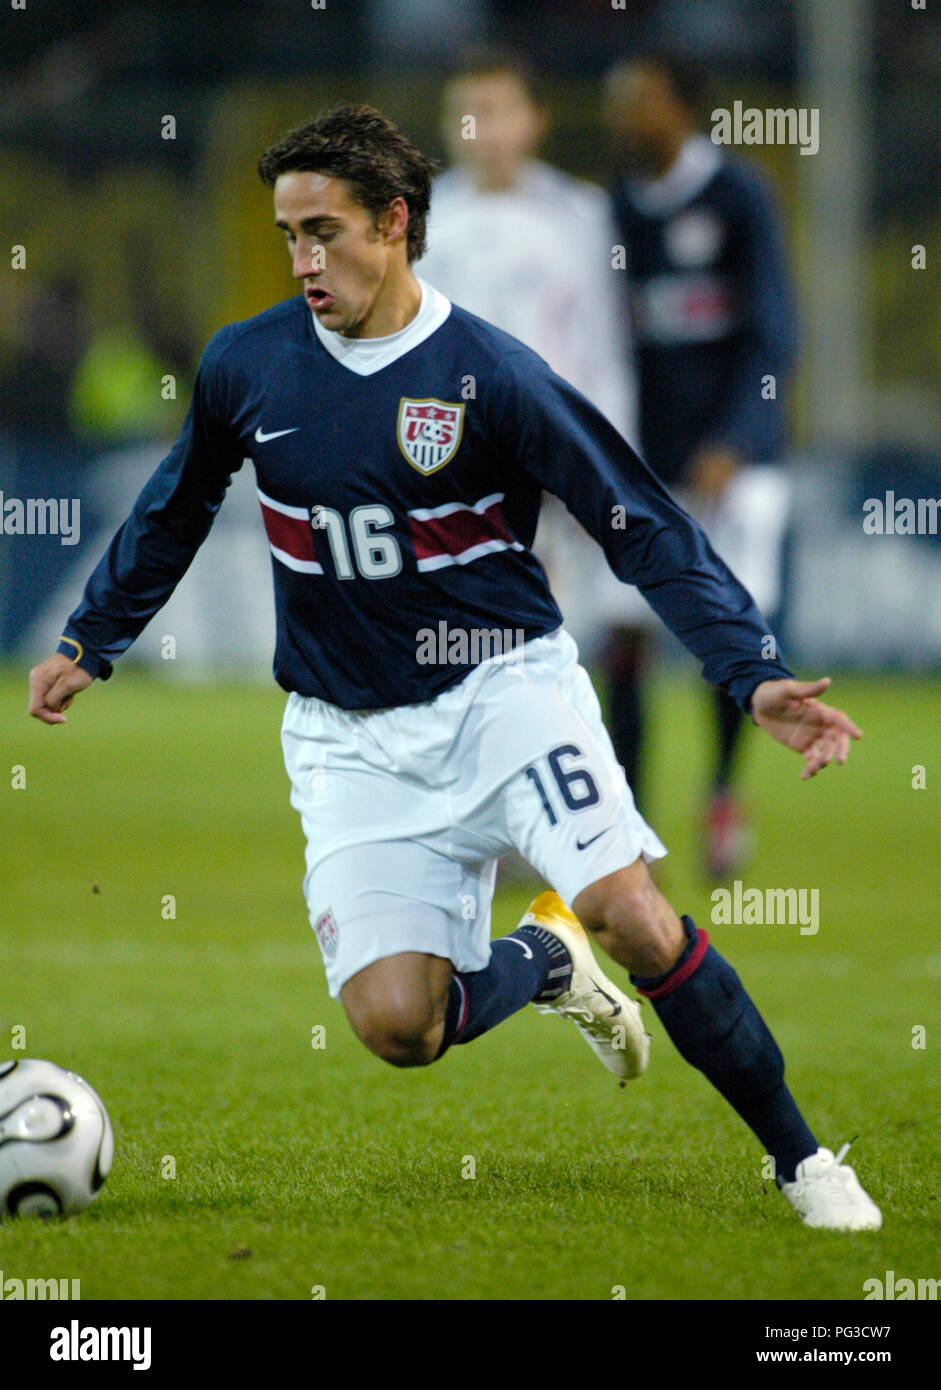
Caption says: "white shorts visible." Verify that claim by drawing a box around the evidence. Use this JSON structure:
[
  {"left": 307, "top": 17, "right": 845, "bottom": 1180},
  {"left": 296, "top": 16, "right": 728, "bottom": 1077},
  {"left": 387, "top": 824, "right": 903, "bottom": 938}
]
[{"left": 281, "top": 628, "right": 666, "bottom": 996}]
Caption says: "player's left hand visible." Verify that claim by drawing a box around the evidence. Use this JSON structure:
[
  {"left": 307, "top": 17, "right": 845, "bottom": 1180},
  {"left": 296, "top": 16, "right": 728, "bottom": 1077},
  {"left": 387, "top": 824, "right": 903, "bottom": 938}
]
[{"left": 750, "top": 677, "right": 862, "bottom": 780}]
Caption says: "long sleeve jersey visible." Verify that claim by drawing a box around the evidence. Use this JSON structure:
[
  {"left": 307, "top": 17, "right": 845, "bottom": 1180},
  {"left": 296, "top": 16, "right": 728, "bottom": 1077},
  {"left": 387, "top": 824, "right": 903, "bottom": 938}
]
[{"left": 59, "top": 280, "right": 793, "bottom": 710}]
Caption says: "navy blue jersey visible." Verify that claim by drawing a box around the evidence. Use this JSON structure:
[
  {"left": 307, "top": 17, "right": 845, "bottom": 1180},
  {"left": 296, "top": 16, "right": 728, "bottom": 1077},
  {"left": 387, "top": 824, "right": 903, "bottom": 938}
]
[
  {"left": 613, "top": 137, "right": 798, "bottom": 486},
  {"left": 59, "top": 289, "right": 793, "bottom": 710}
]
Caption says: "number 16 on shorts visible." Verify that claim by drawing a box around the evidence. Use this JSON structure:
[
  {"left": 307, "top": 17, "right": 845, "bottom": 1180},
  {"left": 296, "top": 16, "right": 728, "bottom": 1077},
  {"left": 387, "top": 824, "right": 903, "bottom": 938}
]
[
  {"left": 511, "top": 738, "right": 642, "bottom": 899},
  {"left": 525, "top": 743, "right": 601, "bottom": 827}
]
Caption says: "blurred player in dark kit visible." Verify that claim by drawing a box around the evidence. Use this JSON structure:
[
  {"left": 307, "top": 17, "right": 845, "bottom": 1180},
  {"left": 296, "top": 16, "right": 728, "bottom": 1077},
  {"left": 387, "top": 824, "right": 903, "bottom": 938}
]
[{"left": 598, "top": 54, "right": 797, "bottom": 877}]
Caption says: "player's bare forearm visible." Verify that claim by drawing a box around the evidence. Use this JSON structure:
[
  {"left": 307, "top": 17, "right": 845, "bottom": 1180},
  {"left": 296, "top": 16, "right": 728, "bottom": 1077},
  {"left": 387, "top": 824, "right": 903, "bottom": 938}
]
[
  {"left": 28, "top": 654, "right": 94, "bottom": 725},
  {"left": 750, "top": 676, "right": 862, "bottom": 780}
]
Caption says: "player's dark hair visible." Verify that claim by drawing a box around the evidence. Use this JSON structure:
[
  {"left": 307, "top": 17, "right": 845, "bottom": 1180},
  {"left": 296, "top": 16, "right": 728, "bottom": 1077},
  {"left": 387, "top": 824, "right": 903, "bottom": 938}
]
[
  {"left": 257, "top": 104, "right": 438, "bottom": 262},
  {"left": 445, "top": 44, "right": 543, "bottom": 107}
]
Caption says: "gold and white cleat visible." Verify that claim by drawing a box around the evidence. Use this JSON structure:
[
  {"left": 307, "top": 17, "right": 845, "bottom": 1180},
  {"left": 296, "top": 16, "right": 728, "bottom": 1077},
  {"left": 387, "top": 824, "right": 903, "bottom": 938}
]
[{"left": 522, "top": 891, "right": 650, "bottom": 1081}]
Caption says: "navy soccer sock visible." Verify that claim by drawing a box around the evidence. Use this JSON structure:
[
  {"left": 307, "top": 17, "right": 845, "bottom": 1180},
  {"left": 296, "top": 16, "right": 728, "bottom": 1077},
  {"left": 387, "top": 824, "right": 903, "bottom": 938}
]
[
  {"left": 713, "top": 686, "right": 745, "bottom": 791},
  {"left": 605, "top": 626, "right": 648, "bottom": 800},
  {"left": 630, "top": 917, "right": 817, "bottom": 1184},
  {"left": 436, "top": 924, "right": 571, "bottom": 1055}
]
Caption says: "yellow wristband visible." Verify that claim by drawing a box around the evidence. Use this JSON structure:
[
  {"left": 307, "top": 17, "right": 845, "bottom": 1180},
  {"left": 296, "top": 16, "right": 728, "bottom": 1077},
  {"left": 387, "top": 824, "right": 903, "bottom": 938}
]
[{"left": 58, "top": 635, "right": 85, "bottom": 664}]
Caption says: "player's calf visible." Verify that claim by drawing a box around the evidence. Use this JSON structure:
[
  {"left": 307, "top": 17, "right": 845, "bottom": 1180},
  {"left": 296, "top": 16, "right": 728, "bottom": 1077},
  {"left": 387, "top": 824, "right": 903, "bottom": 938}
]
[
  {"left": 630, "top": 913, "right": 819, "bottom": 1186},
  {"left": 575, "top": 859, "right": 819, "bottom": 1187},
  {"left": 572, "top": 858, "right": 686, "bottom": 977}
]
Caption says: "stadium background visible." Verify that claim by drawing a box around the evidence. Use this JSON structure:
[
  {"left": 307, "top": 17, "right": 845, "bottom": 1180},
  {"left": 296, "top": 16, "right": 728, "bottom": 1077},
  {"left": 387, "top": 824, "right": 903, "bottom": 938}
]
[
  {"left": 2, "top": 0, "right": 941, "bottom": 670},
  {"left": 2, "top": 0, "right": 940, "bottom": 1308}
]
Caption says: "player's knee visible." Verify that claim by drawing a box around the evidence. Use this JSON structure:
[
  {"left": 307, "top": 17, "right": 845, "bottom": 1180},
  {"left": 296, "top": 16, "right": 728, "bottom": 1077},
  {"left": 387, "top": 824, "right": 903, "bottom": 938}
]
[
  {"left": 362, "top": 1027, "right": 439, "bottom": 1068},
  {"left": 352, "top": 1005, "right": 441, "bottom": 1068},
  {"left": 341, "top": 958, "right": 451, "bottom": 1067}
]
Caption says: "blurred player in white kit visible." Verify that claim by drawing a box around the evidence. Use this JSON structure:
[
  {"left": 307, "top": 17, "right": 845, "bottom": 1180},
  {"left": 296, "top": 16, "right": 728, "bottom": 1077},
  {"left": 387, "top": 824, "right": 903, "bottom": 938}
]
[{"left": 417, "top": 47, "right": 640, "bottom": 681}]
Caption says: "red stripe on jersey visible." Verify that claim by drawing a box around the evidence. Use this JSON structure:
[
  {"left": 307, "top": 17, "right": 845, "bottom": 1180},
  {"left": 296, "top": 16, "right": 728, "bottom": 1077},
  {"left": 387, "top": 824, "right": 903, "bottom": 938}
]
[
  {"left": 409, "top": 498, "right": 514, "bottom": 564},
  {"left": 259, "top": 501, "right": 318, "bottom": 566}
]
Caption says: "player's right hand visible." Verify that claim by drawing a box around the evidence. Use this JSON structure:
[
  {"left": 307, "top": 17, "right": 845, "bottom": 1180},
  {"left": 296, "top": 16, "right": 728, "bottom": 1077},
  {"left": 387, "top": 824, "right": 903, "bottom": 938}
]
[{"left": 28, "top": 654, "right": 94, "bottom": 724}]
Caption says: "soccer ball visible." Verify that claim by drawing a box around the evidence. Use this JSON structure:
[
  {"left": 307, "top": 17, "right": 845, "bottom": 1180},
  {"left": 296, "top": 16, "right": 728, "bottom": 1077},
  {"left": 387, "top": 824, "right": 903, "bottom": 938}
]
[{"left": 0, "top": 1058, "right": 114, "bottom": 1217}]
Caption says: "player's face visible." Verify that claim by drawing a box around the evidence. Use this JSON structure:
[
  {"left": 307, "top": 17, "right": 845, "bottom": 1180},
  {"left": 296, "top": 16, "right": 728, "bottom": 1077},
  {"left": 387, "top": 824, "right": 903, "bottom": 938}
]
[
  {"left": 604, "top": 62, "right": 671, "bottom": 170},
  {"left": 274, "top": 171, "right": 407, "bottom": 337},
  {"left": 442, "top": 72, "right": 545, "bottom": 190}
]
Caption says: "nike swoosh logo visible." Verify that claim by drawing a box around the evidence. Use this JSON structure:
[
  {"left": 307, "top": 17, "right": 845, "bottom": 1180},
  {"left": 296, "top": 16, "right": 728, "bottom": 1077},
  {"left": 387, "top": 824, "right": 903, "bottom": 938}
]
[
  {"left": 589, "top": 977, "right": 622, "bottom": 1018},
  {"left": 505, "top": 937, "right": 534, "bottom": 959},
  {"left": 254, "top": 426, "right": 300, "bottom": 443},
  {"left": 576, "top": 828, "right": 612, "bottom": 851}
]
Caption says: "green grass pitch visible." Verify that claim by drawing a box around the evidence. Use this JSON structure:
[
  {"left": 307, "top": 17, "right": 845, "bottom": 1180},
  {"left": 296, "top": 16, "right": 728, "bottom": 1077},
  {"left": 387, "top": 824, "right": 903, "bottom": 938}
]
[{"left": 2, "top": 666, "right": 939, "bottom": 1300}]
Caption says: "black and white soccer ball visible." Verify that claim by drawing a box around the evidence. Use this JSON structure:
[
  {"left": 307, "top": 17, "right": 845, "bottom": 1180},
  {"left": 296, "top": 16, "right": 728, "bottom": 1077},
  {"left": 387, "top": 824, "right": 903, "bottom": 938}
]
[{"left": 0, "top": 1059, "right": 114, "bottom": 1217}]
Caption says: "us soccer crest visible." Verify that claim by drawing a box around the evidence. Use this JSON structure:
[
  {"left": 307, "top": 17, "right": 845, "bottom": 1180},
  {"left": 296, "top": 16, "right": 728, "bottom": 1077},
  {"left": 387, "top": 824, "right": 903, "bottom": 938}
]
[
  {"left": 396, "top": 398, "right": 465, "bottom": 475},
  {"left": 313, "top": 908, "right": 339, "bottom": 960}
]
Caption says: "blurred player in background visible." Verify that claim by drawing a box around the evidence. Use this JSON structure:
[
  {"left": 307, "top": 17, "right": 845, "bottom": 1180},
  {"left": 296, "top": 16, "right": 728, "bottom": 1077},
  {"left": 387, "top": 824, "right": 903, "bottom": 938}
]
[
  {"left": 418, "top": 47, "right": 638, "bottom": 655},
  {"left": 598, "top": 53, "right": 798, "bottom": 877}
]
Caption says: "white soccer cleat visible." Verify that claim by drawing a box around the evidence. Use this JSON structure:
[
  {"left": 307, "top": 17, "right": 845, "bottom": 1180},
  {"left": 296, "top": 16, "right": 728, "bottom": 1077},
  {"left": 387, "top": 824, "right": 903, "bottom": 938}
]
[
  {"left": 780, "top": 1143, "right": 882, "bottom": 1231},
  {"left": 523, "top": 891, "right": 650, "bottom": 1081}
]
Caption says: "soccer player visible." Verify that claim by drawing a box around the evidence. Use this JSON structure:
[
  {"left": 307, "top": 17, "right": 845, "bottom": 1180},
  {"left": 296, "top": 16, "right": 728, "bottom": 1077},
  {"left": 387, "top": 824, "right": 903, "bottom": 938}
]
[
  {"left": 418, "top": 47, "right": 636, "bottom": 442},
  {"left": 417, "top": 47, "right": 638, "bottom": 651},
  {"left": 29, "top": 105, "right": 879, "bottom": 1231},
  {"left": 597, "top": 54, "right": 798, "bottom": 875}
]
